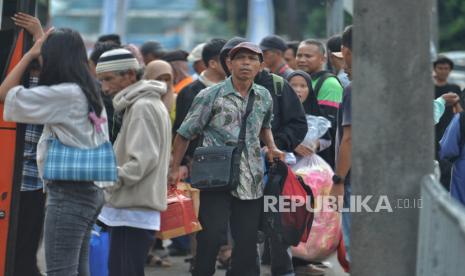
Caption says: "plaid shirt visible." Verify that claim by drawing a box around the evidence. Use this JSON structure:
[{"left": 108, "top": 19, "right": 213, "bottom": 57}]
[
  {"left": 21, "top": 77, "right": 44, "bottom": 191},
  {"left": 22, "top": 124, "right": 44, "bottom": 191}
]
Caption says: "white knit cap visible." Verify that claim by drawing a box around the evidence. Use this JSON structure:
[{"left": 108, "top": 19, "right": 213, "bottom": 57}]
[
  {"left": 96, "top": 48, "right": 140, "bottom": 74},
  {"left": 187, "top": 43, "right": 206, "bottom": 63}
]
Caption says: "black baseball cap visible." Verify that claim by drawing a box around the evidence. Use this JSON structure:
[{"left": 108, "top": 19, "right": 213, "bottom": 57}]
[
  {"left": 161, "top": 50, "right": 189, "bottom": 62},
  {"left": 259, "top": 35, "right": 287, "bottom": 52}
]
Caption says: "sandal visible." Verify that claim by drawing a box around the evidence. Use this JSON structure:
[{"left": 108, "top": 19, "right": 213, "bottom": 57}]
[{"left": 146, "top": 254, "right": 172, "bottom": 267}]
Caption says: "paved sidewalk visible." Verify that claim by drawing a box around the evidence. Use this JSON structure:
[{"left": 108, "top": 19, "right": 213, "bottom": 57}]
[
  {"left": 144, "top": 253, "right": 349, "bottom": 276},
  {"left": 38, "top": 241, "right": 349, "bottom": 275}
]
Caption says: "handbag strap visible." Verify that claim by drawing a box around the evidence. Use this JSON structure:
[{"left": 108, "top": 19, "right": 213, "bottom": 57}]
[
  {"left": 237, "top": 91, "right": 255, "bottom": 148},
  {"left": 201, "top": 87, "right": 256, "bottom": 147}
]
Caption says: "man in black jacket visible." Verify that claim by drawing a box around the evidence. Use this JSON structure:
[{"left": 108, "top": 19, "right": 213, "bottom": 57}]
[
  {"left": 220, "top": 37, "right": 307, "bottom": 276},
  {"left": 173, "top": 38, "right": 227, "bottom": 165}
]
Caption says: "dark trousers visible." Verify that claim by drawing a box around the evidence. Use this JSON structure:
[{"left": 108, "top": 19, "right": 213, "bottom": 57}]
[
  {"left": 193, "top": 191, "right": 262, "bottom": 276},
  {"left": 269, "top": 233, "right": 294, "bottom": 276},
  {"left": 439, "top": 159, "right": 452, "bottom": 191},
  {"left": 108, "top": 226, "right": 155, "bottom": 276},
  {"left": 13, "top": 189, "right": 46, "bottom": 276}
]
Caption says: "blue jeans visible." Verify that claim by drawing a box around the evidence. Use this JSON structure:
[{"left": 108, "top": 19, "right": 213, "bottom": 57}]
[{"left": 44, "top": 181, "right": 104, "bottom": 276}]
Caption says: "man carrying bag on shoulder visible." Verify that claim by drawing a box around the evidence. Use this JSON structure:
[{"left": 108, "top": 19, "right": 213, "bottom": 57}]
[{"left": 169, "top": 42, "right": 284, "bottom": 276}]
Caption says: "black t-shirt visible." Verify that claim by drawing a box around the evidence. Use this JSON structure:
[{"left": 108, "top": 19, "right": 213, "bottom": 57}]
[
  {"left": 173, "top": 79, "right": 207, "bottom": 164},
  {"left": 435, "top": 83, "right": 462, "bottom": 154}
]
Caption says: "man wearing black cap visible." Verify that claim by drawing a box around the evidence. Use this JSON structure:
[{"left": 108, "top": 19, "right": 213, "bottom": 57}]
[
  {"left": 173, "top": 38, "right": 227, "bottom": 163},
  {"left": 260, "top": 35, "right": 294, "bottom": 79},
  {"left": 162, "top": 50, "right": 193, "bottom": 94},
  {"left": 140, "top": 40, "right": 165, "bottom": 65},
  {"left": 170, "top": 42, "right": 284, "bottom": 276}
]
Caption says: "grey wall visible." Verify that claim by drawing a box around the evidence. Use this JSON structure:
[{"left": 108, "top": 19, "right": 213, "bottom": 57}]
[{"left": 351, "top": 0, "right": 434, "bottom": 275}]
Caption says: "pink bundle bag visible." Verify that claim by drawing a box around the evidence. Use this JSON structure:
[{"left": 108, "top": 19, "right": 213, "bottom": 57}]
[{"left": 291, "top": 154, "right": 342, "bottom": 261}]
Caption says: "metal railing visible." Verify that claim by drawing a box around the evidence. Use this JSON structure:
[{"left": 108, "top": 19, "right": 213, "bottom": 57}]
[{"left": 416, "top": 175, "right": 465, "bottom": 276}]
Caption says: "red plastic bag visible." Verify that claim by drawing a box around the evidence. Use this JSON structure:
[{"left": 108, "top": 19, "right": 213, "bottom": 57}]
[
  {"left": 337, "top": 237, "right": 350, "bottom": 273},
  {"left": 264, "top": 160, "right": 313, "bottom": 246},
  {"left": 281, "top": 166, "right": 314, "bottom": 244},
  {"left": 157, "top": 189, "right": 202, "bottom": 240}
]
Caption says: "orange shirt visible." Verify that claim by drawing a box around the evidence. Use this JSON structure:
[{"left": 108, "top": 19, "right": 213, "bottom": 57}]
[{"left": 174, "top": 76, "right": 194, "bottom": 94}]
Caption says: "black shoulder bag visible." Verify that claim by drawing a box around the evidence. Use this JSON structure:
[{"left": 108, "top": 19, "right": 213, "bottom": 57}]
[{"left": 191, "top": 92, "right": 256, "bottom": 192}]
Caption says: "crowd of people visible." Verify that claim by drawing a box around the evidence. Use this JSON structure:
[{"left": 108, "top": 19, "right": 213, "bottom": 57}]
[{"left": 1, "top": 12, "right": 464, "bottom": 276}]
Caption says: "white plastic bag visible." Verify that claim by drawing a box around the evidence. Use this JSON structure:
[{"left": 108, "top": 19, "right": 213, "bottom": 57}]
[{"left": 300, "top": 115, "right": 331, "bottom": 151}]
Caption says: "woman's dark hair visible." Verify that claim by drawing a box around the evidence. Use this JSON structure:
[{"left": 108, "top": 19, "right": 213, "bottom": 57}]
[
  {"left": 39, "top": 28, "right": 103, "bottom": 116},
  {"left": 287, "top": 70, "right": 322, "bottom": 117}
]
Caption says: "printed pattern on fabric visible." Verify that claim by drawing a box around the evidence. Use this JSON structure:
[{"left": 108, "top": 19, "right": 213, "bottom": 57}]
[
  {"left": 177, "top": 77, "right": 273, "bottom": 199},
  {"left": 21, "top": 123, "right": 44, "bottom": 191}
]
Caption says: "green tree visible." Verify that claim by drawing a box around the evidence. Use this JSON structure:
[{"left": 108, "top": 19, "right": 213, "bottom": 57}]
[
  {"left": 438, "top": 0, "right": 465, "bottom": 51},
  {"left": 200, "top": 0, "right": 351, "bottom": 40}
]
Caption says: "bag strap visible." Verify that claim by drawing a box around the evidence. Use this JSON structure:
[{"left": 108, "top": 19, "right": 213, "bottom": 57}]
[
  {"left": 312, "top": 72, "right": 332, "bottom": 99},
  {"left": 199, "top": 87, "right": 255, "bottom": 148},
  {"left": 235, "top": 92, "right": 256, "bottom": 161},
  {"left": 272, "top": 74, "right": 284, "bottom": 97},
  {"left": 237, "top": 91, "right": 256, "bottom": 147}
]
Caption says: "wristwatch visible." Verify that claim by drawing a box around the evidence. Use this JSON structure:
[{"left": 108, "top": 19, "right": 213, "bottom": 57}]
[{"left": 332, "top": 174, "right": 345, "bottom": 185}]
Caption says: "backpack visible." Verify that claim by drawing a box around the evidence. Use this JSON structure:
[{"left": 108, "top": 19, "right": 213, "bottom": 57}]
[
  {"left": 271, "top": 73, "right": 284, "bottom": 97},
  {"left": 263, "top": 160, "right": 314, "bottom": 246}
]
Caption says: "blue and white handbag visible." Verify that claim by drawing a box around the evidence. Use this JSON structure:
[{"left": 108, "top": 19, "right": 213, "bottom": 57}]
[{"left": 43, "top": 109, "right": 117, "bottom": 182}]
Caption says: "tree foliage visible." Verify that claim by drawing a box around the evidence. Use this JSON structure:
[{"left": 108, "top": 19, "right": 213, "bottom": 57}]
[
  {"left": 438, "top": 0, "right": 465, "bottom": 51},
  {"left": 200, "top": 0, "right": 333, "bottom": 40}
]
